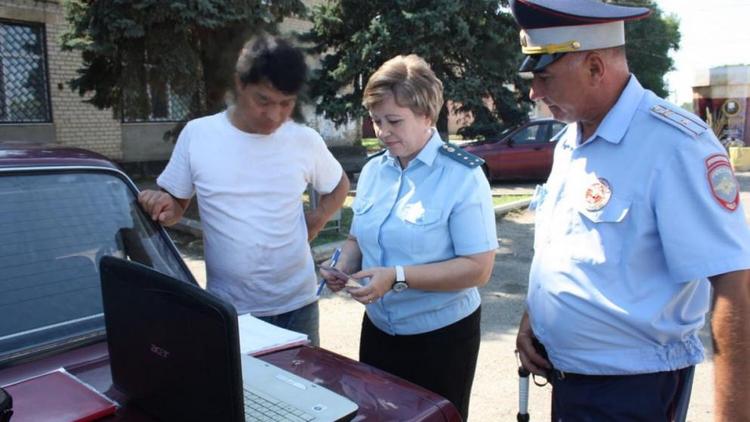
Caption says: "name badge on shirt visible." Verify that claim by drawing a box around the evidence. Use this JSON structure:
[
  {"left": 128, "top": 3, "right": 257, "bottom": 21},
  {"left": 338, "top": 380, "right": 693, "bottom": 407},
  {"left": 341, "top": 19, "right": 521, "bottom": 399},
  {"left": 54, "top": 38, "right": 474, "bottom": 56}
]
[
  {"left": 402, "top": 202, "right": 427, "bottom": 223},
  {"left": 584, "top": 178, "right": 612, "bottom": 211}
]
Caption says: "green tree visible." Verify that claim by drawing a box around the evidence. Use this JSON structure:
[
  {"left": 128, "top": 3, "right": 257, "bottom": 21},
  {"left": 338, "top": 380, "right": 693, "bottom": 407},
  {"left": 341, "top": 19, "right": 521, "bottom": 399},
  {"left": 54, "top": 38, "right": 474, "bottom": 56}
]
[
  {"left": 61, "top": 0, "right": 305, "bottom": 123},
  {"left": 616, "top": 0, "right": 681, "bottom": 98},
  {"left": 303, "top": 0, "right": 530, "bottom": 139}
]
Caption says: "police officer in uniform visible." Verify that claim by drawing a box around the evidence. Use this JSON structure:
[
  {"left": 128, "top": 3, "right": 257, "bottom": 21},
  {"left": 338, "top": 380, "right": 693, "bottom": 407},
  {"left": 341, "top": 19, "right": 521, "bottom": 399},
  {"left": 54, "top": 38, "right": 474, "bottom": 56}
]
[{"left": 509, "top": 1, "right": 750, "bottom": 420}]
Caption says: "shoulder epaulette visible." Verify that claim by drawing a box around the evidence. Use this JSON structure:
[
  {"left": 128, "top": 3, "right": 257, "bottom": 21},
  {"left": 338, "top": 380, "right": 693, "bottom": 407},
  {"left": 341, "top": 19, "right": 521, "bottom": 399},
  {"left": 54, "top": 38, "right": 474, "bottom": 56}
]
[
  {"left": 438, "top": 143, "right": 484, "bottom": 168},
  {"left": 649, "top": 104, "right": 708, "bottom": 138},
  {"left": 366, "top": 149, "right": 387, "bottom": 162}
]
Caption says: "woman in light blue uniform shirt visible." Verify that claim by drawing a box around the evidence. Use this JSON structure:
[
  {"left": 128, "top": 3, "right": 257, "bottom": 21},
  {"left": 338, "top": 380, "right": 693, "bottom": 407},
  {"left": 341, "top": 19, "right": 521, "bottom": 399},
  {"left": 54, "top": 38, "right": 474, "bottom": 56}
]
[{"left": 321, "top": 54, "right": 498, "bottom": 419}]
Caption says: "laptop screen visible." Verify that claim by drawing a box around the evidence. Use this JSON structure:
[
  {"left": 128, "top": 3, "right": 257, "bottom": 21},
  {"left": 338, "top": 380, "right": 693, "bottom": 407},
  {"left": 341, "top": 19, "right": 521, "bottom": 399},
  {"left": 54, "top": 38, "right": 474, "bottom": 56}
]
[{"left": 99, "top": 256, "right": 244, "bottom": 422}]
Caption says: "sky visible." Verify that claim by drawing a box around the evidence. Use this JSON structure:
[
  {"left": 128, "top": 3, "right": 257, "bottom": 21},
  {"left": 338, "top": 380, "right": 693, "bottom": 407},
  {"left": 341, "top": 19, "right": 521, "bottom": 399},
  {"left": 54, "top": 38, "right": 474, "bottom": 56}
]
[{"left": 656, "top": 0, "right": 750, "bottom": 106}]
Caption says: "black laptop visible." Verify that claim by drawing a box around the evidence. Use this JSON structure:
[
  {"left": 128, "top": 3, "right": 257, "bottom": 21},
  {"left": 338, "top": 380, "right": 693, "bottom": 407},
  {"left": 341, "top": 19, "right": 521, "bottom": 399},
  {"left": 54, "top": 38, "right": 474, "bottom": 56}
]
[{"left": 99, "top": 256, "right": 357, "bottom": 422}]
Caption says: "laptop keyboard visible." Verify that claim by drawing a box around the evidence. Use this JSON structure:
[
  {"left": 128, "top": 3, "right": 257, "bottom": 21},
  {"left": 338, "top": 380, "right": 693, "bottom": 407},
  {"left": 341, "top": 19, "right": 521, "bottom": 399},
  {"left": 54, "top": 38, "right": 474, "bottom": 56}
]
[{"left": 244, "top": 388, "right": 315, "bottom": 422}]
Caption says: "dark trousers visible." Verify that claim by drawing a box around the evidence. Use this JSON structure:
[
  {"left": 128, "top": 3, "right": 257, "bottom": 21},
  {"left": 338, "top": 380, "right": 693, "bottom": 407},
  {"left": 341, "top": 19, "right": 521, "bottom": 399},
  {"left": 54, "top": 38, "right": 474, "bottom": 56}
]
[
  {"left": 550, "top": 366, "right": 693, "bottom": 421},
  {"left": 359, "top": 307, "right": 481, "bottom": 421}
]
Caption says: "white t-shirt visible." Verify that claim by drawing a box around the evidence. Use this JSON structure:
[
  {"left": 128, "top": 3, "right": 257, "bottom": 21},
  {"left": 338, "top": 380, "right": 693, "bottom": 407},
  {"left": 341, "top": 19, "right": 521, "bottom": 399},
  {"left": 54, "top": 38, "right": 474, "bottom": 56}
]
[{"left": 157, "top": 111, "right": 343, "bottom": 315}]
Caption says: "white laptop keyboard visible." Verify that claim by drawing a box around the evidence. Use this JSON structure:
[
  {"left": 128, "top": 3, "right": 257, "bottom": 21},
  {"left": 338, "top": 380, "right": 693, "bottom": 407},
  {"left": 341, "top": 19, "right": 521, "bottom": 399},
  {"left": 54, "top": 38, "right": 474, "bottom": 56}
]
[{"left": 244, "top": 388, "right": 316, "bottom": 422}]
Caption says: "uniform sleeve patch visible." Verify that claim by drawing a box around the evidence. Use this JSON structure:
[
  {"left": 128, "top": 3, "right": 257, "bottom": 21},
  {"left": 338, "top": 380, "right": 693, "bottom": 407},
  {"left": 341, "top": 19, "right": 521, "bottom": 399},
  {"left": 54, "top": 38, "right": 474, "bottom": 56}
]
[
  {"left": 439, "top": 143, "right": 484, "bottom": 168},
  {"left": 706, "top": 153, "right": 740, "bottom": 211}
]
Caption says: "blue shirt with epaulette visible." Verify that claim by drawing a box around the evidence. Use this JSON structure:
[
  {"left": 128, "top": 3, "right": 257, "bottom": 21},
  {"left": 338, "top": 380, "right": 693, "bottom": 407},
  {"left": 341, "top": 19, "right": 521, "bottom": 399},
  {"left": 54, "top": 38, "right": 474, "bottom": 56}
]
[
  {"left": 528, "top": 75, "right": 750, "bottom": 375},
  {"left": 350, "top": 130, "right": 498, "bottom": 335}
]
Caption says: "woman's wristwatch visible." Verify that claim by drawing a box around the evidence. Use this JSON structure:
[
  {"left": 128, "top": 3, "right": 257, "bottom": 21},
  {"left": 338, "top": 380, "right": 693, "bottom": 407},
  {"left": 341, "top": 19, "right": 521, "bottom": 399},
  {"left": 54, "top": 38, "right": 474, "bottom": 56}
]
[{"left": 392, "top": 265, "right": 408, "bottom": 292}]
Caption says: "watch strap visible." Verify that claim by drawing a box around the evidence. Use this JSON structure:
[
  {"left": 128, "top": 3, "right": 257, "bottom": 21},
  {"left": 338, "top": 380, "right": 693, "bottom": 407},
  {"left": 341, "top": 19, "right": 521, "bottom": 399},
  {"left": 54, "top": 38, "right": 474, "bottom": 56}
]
[{"left": 395, "top": 265, "right": 405, "bottom": 282}]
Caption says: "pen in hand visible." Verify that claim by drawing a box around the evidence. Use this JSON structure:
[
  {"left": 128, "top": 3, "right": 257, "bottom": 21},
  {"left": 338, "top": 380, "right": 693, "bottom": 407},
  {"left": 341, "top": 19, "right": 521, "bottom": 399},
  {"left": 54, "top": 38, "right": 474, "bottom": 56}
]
[{"left": 317, "top": 247, "right": 342, "bottom": 296}]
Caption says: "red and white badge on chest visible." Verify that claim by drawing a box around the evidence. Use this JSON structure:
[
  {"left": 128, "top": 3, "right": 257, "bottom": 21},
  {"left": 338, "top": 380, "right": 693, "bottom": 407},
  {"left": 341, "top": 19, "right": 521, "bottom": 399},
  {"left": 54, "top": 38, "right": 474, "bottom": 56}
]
[
  {"left": 706, "top": 154, "right": 740, "bottom": 211},
  {"left": 584, "top": 178, "right": 612, "bottom": 211}
]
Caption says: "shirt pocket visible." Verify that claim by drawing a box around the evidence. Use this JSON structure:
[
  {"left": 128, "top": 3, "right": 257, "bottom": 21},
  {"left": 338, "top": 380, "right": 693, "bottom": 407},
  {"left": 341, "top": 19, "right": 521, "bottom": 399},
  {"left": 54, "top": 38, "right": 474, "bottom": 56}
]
[
  {"left": 350, "top": 198, "right": 375, "bottom": 241},
  {"left": 352, "top": 198, "right": 374, "bottom": 215},
  {"left": 404, "top": 208, "right": 445, "bottom": 255},
  {"left": 568, "top": 196, "right": 631, "bottom": 264}
]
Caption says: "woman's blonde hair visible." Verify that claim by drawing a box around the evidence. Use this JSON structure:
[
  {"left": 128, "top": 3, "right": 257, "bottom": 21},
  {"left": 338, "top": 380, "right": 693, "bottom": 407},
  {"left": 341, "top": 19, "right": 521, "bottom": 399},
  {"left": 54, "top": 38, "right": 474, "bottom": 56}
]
[{"left": 362, "top": 54, "right": 444, "bottom": 123}]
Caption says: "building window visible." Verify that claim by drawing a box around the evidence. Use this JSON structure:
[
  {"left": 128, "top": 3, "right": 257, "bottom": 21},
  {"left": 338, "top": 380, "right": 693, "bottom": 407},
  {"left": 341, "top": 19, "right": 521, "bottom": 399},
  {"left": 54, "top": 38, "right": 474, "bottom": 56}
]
[
  {"left": 122, "top": 67, "right": 191, "bottom": 123},
  {"left": 0, "top": 20, "right": 51, "bottom": 123}
]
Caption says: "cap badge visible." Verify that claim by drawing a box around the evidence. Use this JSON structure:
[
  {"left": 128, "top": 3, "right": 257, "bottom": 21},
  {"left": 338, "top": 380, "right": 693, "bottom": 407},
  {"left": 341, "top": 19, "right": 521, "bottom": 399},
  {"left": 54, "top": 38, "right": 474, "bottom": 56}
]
[
  {"left": 584, "top": 178, "right": 612, "bottom": 211},
  {"left": 706, "top": 154, "right": 739, "bottom": 211}
]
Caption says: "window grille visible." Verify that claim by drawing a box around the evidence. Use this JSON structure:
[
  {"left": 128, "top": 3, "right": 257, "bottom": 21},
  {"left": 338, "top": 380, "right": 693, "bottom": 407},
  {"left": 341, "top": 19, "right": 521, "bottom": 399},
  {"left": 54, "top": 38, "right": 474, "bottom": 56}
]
[{"left": 0, "top": 20, "right": 51, "bottom": 123}]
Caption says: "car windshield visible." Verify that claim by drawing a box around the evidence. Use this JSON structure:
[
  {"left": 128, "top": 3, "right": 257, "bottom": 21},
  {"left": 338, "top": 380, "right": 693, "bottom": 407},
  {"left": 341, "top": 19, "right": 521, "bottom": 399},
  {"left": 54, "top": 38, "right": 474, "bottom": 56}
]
[{"left": 0, "top": 170, "right": 192, "bottom": 364}]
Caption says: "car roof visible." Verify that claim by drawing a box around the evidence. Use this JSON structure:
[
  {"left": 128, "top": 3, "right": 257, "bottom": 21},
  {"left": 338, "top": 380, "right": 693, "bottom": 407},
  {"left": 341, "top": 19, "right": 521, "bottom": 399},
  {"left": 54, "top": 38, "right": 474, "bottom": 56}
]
[{"left": 0, "top": 141, "right": 119, "bottom": 171}]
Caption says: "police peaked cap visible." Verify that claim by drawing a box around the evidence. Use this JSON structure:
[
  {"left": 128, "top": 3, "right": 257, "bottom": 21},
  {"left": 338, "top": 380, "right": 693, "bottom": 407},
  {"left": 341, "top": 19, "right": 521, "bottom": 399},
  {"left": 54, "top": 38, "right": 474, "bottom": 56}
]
[{"left": 509, "top": 0, "right": 651, "bottom": 72}]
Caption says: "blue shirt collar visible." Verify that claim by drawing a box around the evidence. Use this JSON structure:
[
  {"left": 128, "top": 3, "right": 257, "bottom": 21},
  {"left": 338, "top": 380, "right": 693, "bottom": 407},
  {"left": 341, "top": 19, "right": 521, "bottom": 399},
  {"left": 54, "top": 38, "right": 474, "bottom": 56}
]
[
  {"left": 566, "top": 75, "right": 645, "bottom": 148},
  {"left": 587, "top": 75, "right": 645, "bottom": 145}
]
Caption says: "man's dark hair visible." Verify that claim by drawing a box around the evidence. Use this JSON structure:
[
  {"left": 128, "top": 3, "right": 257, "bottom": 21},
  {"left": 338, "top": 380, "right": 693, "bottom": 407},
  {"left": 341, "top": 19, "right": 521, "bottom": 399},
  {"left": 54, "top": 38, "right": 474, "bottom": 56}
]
[{"left": 235, "top": 34, "right": 307, "bottom": 94}]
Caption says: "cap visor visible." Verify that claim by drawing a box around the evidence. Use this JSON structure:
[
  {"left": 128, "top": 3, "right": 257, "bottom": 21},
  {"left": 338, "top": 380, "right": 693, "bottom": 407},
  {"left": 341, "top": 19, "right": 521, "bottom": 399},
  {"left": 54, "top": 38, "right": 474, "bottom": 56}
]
[{"left": 519, "top": 53, "right": 566, "bottom": 72}]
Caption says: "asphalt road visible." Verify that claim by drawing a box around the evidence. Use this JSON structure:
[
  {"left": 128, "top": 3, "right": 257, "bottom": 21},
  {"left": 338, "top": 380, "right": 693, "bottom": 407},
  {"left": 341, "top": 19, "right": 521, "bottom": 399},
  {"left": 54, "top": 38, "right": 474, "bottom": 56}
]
[{"left": 174, "top": 175, "right": 750, "bottom": 421}]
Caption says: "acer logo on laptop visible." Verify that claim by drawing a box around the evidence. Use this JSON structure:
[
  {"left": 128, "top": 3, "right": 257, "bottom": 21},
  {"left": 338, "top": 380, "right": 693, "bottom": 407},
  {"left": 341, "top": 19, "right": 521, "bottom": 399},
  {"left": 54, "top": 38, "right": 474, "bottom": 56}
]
[{"left": 150, "top": 344, "right": 170, "bottom": 358}]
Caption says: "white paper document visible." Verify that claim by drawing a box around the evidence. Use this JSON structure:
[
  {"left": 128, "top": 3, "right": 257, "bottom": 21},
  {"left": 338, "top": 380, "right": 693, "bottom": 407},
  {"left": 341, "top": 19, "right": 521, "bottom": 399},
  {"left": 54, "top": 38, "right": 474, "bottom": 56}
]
[{"left": 237, "top": 313, "right": 310, "bottom": 356}]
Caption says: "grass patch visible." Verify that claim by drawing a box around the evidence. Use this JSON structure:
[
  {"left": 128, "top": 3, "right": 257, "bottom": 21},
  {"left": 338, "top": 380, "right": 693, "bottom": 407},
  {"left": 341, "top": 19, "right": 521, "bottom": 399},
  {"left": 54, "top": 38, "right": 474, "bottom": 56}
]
[
  {"left": 311, "top": 207, "right": 353, "bottom": 247},
  {"left": 309, "top": 195, "right": 354, "bottom": 247},
  {"left": 361, "top": 138, "right": 383, "bottom": 154},
  {"left": 493, "top": 194, "right": 531, "bottom": 206}
]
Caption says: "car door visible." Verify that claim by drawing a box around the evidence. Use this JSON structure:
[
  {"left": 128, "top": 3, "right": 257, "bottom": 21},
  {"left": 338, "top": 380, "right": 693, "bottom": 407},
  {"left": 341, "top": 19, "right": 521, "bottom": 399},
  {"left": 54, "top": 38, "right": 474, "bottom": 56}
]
[{"left": 489, "top": 121, "right": 552, "bottom": 180}]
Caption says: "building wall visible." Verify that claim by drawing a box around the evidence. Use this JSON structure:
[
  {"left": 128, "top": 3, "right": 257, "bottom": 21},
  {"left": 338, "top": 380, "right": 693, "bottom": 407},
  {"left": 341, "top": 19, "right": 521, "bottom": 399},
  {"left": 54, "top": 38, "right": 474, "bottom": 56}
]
[
  {"left": 0, "top": 0, "right": 360, "bottom": 162},
  {"left": 0, "top": 0, "right": 123, "bottom": 158},
  {"left": 281, "top": 3, "right": 361, "bottom": 146}
]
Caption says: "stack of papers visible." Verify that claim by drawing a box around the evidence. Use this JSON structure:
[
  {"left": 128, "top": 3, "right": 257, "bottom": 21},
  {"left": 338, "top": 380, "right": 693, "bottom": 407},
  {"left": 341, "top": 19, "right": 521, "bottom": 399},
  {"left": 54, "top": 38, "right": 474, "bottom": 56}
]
[{"left": 238, "top": 313, "right": 309, "bottom": 356}]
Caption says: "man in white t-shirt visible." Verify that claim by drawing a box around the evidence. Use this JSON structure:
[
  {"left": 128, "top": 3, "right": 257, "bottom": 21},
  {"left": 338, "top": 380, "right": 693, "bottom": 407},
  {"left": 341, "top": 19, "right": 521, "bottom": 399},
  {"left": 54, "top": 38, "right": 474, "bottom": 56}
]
[{"left": 138, "top": 34, "right": 350, "bottom": 346}]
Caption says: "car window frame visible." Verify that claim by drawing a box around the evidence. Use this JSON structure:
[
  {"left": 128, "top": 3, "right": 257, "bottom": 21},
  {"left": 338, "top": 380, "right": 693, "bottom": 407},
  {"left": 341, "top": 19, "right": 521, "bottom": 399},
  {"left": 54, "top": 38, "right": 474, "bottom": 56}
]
[
  {"left": 549, "top": 122, "right": 567, "bottom": 142},
  {"left": 510, "top": 122, "right": 548, "bottom": 146}
]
